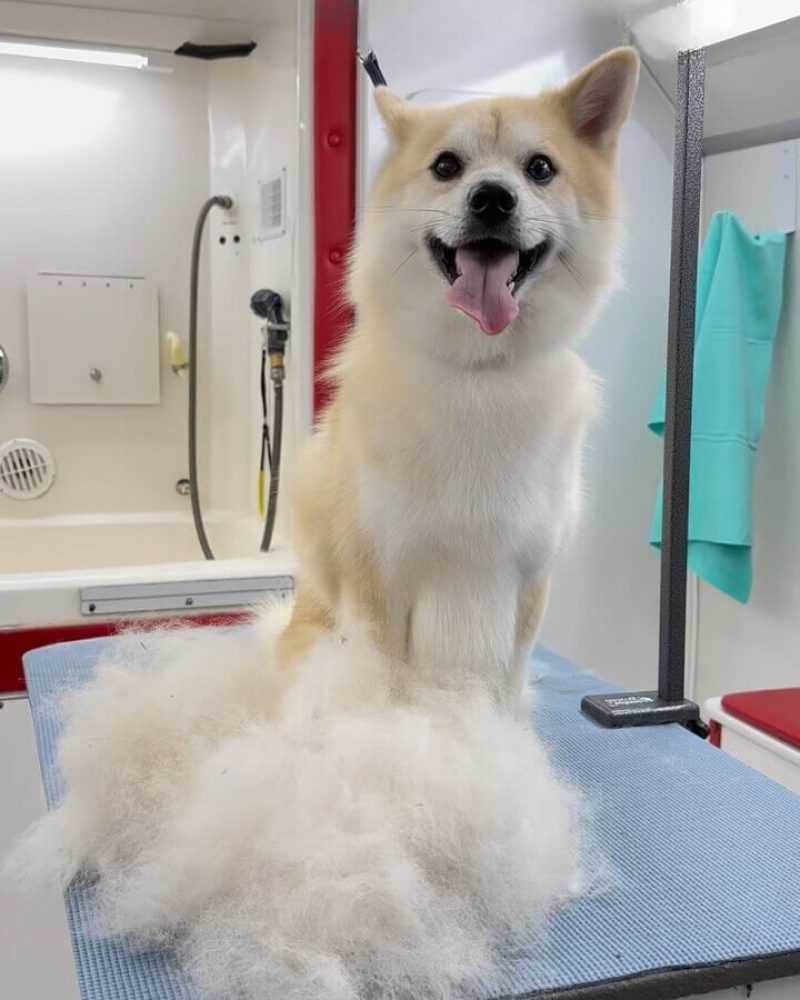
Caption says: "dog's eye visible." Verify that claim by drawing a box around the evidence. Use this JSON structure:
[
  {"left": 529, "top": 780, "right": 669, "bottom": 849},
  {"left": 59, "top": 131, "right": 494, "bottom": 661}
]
[
  {"left": 526, "top": 155, "right": 555, "bottom": 185},
  {"left": 430, "top": 151, "right": 463, "bottom": 181}
]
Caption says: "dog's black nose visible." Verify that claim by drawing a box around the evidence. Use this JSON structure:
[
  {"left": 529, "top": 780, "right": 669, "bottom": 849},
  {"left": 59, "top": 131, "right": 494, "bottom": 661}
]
[{"left": 468, "top": 181, "right": 518, "bottom": 225}]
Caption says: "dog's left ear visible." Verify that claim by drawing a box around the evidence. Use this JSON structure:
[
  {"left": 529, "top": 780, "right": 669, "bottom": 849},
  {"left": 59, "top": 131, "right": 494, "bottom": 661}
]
[
  {"left": 374, "top": 87, "right": 418, "bottom": 145},
  {"left": 560, "top": 47, "right": 640, "bottom": 150}
]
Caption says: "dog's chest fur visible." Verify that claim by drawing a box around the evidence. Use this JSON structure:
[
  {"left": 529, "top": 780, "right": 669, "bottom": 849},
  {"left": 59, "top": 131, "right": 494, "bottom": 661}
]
[{"left": 357, "top": 351, "right": 594, "bottom": 598}]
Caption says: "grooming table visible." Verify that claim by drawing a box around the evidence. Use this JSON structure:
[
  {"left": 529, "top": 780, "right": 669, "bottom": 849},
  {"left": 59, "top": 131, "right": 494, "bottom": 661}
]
[{"left": 23, "top": 636, "right": 800, "bottom": 1000}]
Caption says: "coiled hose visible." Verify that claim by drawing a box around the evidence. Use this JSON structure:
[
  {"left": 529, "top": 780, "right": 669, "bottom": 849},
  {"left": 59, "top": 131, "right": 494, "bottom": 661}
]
[
  {"left": 188, "top": 194, "right": 233, "bottom": 561},
  {"left": 250, "top": 287, "right": 288, "bottom": 554},
  {"left": 261, "top": 378, "right": 283, "bottom": 552}
]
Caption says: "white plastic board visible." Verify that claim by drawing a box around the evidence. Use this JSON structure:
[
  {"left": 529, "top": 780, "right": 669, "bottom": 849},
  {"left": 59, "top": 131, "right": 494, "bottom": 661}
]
[{"left": 27, "top": 273, "right": 160, "bottom": 405}]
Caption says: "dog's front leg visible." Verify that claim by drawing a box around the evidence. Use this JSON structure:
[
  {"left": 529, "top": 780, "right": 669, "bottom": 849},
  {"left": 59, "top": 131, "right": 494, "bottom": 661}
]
[
  {"left": 507, "top": 576, "right": 551, "bottom": 716},
  {"left": 407, "top": 568, "right": 518, "bottom": 703}
]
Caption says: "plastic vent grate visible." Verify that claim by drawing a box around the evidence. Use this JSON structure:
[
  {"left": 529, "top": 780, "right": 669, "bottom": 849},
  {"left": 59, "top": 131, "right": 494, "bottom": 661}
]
[
  {"left": 0, "top": 438, "right": 55, "bottom": 499},
  {"left": 258, "top": 170, "right": 286, "bottom": 240}
]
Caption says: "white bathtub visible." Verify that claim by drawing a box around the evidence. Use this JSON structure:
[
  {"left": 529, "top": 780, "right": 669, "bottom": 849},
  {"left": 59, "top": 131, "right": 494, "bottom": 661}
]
[
  {"left": 0, "top": 511, "right": 278, "bottom": 575},
  {"left": 0, "top": 512, "right": 295, "bottom": 628}
]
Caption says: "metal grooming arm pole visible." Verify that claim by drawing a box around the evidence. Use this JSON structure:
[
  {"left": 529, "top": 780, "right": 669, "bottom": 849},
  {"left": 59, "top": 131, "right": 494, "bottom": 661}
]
[{"left": 582, "top": 49, "right": 707, "bottom": 731}]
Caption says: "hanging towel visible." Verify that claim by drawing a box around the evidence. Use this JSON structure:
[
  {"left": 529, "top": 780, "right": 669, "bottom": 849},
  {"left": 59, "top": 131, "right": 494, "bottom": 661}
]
[{"left": 649, "top": 211, "right": 787, "bottom": 603}]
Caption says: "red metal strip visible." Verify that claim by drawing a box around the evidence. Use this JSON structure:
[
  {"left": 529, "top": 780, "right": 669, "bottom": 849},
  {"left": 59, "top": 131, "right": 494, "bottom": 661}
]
[
  {"left": 0, "top": 613, "right": 250, "bottom": 696},
  {"left": 313, "top": 0, "right": 358, "bottom": 415}
]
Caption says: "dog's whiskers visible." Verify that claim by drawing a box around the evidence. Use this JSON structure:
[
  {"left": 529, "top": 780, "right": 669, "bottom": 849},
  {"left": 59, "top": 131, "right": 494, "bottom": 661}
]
[
  {"left": 557, "top": 251, "right": 589, "bottom": 297},
  {"left": 526, "top": 212, "right": 613, "bottom": 233},
  {"left": 388, "top": 246, "right": 421, "bottom": 283},
  {"left": 370, "top": 206, "right": 458, "bottom": 219},
  {"left": 557, "top": 233, "right": 581, "bottom": 260}
]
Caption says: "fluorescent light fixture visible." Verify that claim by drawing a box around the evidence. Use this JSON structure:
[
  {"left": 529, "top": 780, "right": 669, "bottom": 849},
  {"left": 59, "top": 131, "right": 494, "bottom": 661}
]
[{"left": 0, "top": 36, "right": 173, "bottom": 71}]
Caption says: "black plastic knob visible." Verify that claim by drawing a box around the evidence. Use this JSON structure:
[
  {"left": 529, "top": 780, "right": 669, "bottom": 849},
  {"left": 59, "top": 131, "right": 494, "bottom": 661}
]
[{"left": 250, "top": 289, "right": 284, "bottom": 324}]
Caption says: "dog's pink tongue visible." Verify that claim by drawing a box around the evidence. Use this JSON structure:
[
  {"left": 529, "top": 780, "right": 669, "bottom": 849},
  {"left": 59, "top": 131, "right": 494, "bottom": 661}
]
[{"left": 446, "top": 246, "right": 519, "bottom": 335}]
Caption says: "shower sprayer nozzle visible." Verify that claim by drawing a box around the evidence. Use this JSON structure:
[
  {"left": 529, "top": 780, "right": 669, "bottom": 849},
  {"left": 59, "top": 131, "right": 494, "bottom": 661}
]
[
  {"left": 249, "top": 287, "right": 288, "bottom": 555},
  {"left": 251, "top": 288, "right": 288, "bottom": 387},
  {"left": 250, "top": 288, "right": 285, "bottom": 327}
]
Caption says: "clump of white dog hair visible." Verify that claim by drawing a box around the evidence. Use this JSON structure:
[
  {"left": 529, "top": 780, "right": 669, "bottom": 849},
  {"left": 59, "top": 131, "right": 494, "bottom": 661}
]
[{"left": 9, "top": 605, "right": 589, "bottom": 1000}]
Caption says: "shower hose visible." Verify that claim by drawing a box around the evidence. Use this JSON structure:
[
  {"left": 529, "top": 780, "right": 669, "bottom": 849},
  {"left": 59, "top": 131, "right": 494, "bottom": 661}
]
[
  {"left": 187, "top": 195, "right": 231, "bottom": 560},
  {"left": 188, "top": 196, "right": 284, "bottom": 560}
]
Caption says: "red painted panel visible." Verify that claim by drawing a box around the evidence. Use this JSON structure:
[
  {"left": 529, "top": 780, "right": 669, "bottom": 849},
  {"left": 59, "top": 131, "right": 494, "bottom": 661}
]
[
  {"left": 722, "top": 688, "right": 800, "bottom": 751},
  {"left": 0, "top": 613, "right": 250, "bottom": 696},
  {"left": 313, "top": 0, "right": 358, "bottom": 415}
]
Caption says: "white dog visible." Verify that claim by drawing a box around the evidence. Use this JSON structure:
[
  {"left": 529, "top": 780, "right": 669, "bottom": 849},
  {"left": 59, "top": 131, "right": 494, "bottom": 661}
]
[{"left": 281, "top": 47, "right": 639, "bottom": 712}]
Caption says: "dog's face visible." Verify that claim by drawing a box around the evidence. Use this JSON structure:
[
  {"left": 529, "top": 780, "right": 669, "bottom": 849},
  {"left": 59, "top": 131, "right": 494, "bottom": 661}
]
[{"left": 351, "top": 48, "right": 640, "bottom": 366}]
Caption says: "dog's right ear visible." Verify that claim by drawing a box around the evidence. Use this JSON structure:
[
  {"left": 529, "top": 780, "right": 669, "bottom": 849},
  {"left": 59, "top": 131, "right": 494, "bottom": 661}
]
[
  {"left": 374, "top": 87, "right": 417, "bottom": 145},
  {"left": 559, "top": 47, "right": 640, "bottom": 151}
]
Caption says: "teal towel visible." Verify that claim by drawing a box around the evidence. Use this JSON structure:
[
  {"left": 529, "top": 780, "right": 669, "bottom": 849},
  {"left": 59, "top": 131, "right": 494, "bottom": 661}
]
[{"left": 649, "top": 211, "right": 787, "bottom": 603}]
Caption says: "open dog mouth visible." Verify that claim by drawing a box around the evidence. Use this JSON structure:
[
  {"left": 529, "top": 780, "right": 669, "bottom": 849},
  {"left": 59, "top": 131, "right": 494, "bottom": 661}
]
[{"left": 426, "top": 235, "right": 550, "bottom": 336}]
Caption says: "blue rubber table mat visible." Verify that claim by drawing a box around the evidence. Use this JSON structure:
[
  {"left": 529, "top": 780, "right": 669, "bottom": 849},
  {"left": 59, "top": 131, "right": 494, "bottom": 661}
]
[{"left": 23, "top": 635, "right": 800, "bottom": 1000}]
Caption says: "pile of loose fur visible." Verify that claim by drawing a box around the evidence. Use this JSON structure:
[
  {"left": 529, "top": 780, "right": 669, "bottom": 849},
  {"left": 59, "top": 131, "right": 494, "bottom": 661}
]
[{"left": 9, "top": 606, "right": 589, "bottom": 1000}]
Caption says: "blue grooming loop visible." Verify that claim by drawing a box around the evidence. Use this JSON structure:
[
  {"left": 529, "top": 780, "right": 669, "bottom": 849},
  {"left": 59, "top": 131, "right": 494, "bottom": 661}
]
[{"left": 24, "top": 635, "right": 800, "bottom": 1000}]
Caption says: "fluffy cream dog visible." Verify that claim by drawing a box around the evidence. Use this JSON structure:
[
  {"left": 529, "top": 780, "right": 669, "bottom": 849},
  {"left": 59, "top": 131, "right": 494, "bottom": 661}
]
[{"left": 281, "top": 47, "right": 640, "bottom": 709}]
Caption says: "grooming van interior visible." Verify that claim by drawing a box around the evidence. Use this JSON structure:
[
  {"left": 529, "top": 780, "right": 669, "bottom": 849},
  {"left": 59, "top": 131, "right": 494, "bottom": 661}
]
[{"left": 1, "top": 2, "right": 799, "bottom": 1000}]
